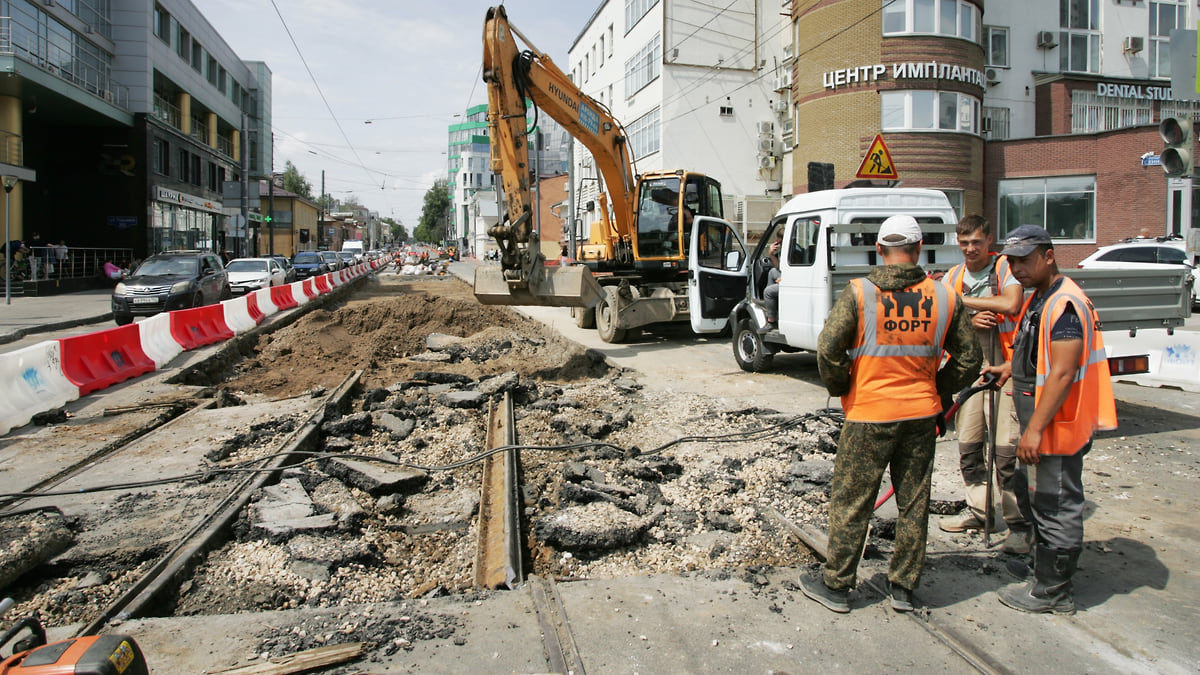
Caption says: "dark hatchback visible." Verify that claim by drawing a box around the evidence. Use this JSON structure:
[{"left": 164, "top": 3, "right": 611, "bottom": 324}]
[
  {"left": 292, "top": 251, "right": 329, "bottom": 279},
  {"left": 111, "top": 250, "right": 230, "bottom": 325}
]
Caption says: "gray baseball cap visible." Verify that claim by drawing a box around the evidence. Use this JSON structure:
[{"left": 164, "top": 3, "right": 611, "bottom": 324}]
[{"left": 1000, "top": 225, "right": 1053, "bottom": 257}]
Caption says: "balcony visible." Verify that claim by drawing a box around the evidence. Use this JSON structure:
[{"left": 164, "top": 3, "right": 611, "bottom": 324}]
[
  {"left": 0, "top": 16, "right": 129, "bottom": 110},
  {"left": 153, "top": 94, "right": 182, "bottom": 130}
]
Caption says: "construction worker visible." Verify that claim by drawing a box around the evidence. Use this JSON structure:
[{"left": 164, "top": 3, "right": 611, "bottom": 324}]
[
  {"left": 937, "top": 215, "right": 1033, "bottom": 555},
  {"left": 985, "top": 225, "right": 1117, "bottom": 615},
  {"left": 804, "top": 215, "right": 981, "bottom": 613}
]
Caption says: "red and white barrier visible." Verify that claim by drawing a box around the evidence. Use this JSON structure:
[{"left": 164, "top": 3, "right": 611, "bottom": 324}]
[
  {"left": 269, "top": 284, "right": 298, "bottom": 310},
  {"left": 138, "top": 312, "right": 184, "bottom": 368},
  {"left": 288, "top": 280, "right": 313, "bottom": 307},
  {"left": 314, "top": 274, "right": 333, "bottom": 294},
  {"left": 169, "top": 304, "right": 235, "bottom": 350},
  {"left": 0, "top": 341, "right": 80, "bottom": 435},
  {"left": 222, "top": 295, "right": 260, "bottom": 334},
  {"left": 59, "top": 324, "right": 157, "bottom": 396},
  {"left": 251, "top": 287, "right": 280, "bottom": 316}
]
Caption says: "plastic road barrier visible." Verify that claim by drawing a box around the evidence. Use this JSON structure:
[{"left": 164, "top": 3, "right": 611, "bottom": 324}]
[
  {"left": 169, "top": 304, "right": 235, "bottom": 350},
  {"left": 221, "top": 295, "right": 260, "bottom": 334},
  {"left": 0, "top": 341, "right": 80, "bottom": 435},
  {"left": 269, "top": 284, "right": 298, "bottom": 310},
  {"left": 138, "top": 312, "right": 185, "bottom": 369},
  {"left": 59, "top": 324, "right": 156, "bottom": 396}
]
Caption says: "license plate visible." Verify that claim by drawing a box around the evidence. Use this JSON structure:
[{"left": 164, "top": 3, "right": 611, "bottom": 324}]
[
  {"left": 132, "top": 297, "right": 160, "bottom": 305},
  {"left": 232, "top": 287, "right": 248, "bottom": 295}
]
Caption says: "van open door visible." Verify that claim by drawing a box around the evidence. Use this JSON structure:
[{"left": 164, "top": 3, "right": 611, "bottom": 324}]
[{"left": 688, "top": 216, "right": 748, "bottom": 334}]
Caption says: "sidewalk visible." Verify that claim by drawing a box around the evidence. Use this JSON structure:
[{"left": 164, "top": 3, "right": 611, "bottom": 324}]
[{"left": 0, "top": 288, "right": 113, "bottom": 345}]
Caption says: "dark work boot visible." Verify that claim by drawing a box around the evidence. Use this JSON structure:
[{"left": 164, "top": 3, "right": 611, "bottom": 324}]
[{"left": 998, "top": 546, "right": 1079, "bottom": 615}]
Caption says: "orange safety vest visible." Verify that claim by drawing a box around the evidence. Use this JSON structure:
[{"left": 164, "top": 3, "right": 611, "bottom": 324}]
[
  {"left": 1027, "top": 277, "right": 1118, "bottom": 456},
  {"left": 842, "top": 277, "right": 956, "bottom": 423},
  {"left": 943, "top": 255, "right": 1018, "bottom": 361}
]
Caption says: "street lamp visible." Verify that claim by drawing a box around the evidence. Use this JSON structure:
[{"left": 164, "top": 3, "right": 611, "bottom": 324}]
[{"left": 3, "top": 175, "right": 17, "bottom": 306}]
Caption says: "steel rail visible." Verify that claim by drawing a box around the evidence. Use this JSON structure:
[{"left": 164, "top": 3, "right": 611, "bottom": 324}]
[
  {"left": 74, "top": 370, "right": 363, "bottom": 637},
  {"left": 474, "top": 391, "right": 525, "bottom": 589}
]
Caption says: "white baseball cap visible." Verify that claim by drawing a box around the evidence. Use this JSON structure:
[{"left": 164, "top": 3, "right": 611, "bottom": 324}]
[{"left": 878, "top": 215, "right": 923, "bottom": 246}]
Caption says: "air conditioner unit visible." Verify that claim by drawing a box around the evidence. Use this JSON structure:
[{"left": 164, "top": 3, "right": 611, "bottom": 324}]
[
  {"left": 1123, "top": 36, "right": 1144, "bottom": 54},
  {"left": 782, "top": 71, "right": 792, "bottom": 87},
  {"left": 759, "top": 155, "right": 776, "bottom": 170},
  {"left": 773, "top": 99, "right": 788, "bottom": 113},
  {"left": 986, "top": 68, "right": 1001, "bottom": 85},
  {"left": 1037, "top": 31, "right": 1057, "bottom": 49},
  {"left": 758, "top": 138, "right": 779, "bottom": 155},
  {"left": 756, "top": 121, "right": 774, "bottom": 135}
]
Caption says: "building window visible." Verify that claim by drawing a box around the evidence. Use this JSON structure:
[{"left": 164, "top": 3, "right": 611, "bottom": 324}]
[
  {"left": 1150, "top": 0, "right": 1187, "bottom": 78},
  {"left": 624, "top": 33, "right": 661, "bottom": 97},
  {"left": 191, "top": 155, "right": 202, "bottom": 186},
  {"left": 153, "top": 138, "right": 170, "bottom": 175},
  {"left": 1060, "top": 0, "right": 1100, "bottom": 73},
  {"left": 982, "top": 106, "right": 1010, "bottom": 140},
  {"left": 628, "top": 107, "right": 661, "bottom": 159},
  {"left": 153, "top": 5, "right": 170, "bottom": 43},
  {"left": 881, "top": 90, "right": 980, "bottom": 134},
  {"left": 178, "top": 149, "right": 190, "bottom": 182},
  {"left": 191, "top": 41, "right": 203, "bottom": 72},
  {"left": 984, "top": 25, "right": 1008, "bottom": 67},
  {"left": 1070, "top": 90, "right": 1151, "bottom": 133},
  {"left": 599, "top": 36, "right": 605, "bottom": 66},
  {"left": 882, "top": 0, "right": 978, "bottom": 42},
  {"left": 625, "top": 0, "right": 659, "bottom": 33},
  {"left": 607, "top": 25, "right": 614, "bottom": 56},
  {"left": 998, "top": 176, "right": 1096, "bottom": 241},
  {"left": 177, "top": 27, "right": 190, "bottom": 61}
]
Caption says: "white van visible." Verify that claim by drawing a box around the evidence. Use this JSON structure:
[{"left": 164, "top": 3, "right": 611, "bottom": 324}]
[{"left": 341, "top": 240, "right": 364, "bottom": 262}]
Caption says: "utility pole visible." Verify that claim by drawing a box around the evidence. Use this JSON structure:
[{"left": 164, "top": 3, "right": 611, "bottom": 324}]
[
  {"left": 320, "top": 170, "right": 325, "bottom": 251},
  {"left": 268, "top": 175, "right": 275, "bottom": 256},
  {"left": 240, "top": 113, "right": 249, "bottom": 258}
]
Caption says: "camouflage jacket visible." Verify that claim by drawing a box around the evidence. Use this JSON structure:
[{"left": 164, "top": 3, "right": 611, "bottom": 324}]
[{"left": 817, "top": 263, "right": 981, "bottom": 401}]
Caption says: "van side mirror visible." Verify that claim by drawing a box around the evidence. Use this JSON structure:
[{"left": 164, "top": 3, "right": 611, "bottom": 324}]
[{"left": 725, "top": 250, "right": 741, "bottom": 270}]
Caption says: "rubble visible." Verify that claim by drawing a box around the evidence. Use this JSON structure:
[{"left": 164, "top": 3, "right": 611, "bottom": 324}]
[{"left": 0, "top": 511, "right": 75, "bottom": 591}]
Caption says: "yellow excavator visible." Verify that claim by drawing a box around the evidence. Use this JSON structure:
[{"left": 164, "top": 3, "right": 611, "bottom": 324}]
[{"left": 475, "top": 6, "right": 732, "bottom": 342}]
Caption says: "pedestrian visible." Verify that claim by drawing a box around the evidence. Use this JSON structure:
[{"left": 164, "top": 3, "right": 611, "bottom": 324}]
[
  {"left": 937, "top": 215, "right": 1033, "bottom": 555},
  {"left": 985, "top": 225, "right": 1116, "bottom": 615},
  {"left": 802, "top": 215, "right": 981, "bottom": 614},
  {"left": 560, "top": 243, "right": 569, "bottom": 267},
  {"left": 102, "top": 260, "right": 124, "bottom": 281},
  {"left": 763, "top": 233, "right": 782, "bottom": 324},
  {"left": 53, "top": 240, "right": 68, "bottom": 277},
  {"left": 219, "top": 247, "right": 231, "bottom": 265}
]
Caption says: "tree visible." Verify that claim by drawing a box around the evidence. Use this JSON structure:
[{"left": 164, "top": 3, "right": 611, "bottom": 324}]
[
  {"left": 281, "top": 161, "right": 314, "bottom": 200},
  {"left": 416, "top": 178, "right": 451, "bottom": 244},
  {"left": 383, "top": 217, "right": 407, "bottom": 243}
]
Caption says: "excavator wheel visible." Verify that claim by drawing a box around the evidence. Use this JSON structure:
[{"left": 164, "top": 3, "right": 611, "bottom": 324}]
[
  {"left": 733, "top": 318, "right": 774, "bottom": 372},
  {"left": 572, "top": 306, "right": 596, "bottom": 329},
  {"left": 596, "top": 287, "right": 627, "bottom": 343}
]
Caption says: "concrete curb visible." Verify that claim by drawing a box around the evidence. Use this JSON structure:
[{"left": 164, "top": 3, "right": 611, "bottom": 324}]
[{"left": 0, "top": 312, "right": 114, "bottom": 346}]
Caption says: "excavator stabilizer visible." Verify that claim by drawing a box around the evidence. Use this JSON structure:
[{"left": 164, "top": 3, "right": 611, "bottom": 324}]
[{"left": 474, "top": 265, "right": 604, "bottom": 309}]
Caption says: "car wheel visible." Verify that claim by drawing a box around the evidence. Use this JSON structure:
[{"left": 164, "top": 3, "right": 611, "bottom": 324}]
[
  {"left": 595, "top": 287, "right": 626, "bottom": 343},
  {"left": 733, "top": 318, "right": 773, "bottom": 372},
  {"left": 114, "top": 313, "right": 133, "bottom": 326},
  {"left": 219, "top": 285, "right": 232, "bottom": 301},
  {"left": 573, "top": 306, "right": 596, "bottom": 329},
  {"left": 192, "top": 291, "right": 205, "bottom": 308}
]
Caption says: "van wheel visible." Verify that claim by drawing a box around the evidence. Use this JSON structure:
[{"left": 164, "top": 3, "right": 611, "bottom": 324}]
[
  {"left": 596, "top": 288, "right": 626, "bottom": 343},
  {"left": 573, "top": 305, "right": 596, "bottom": 329},
  {"left": 733, "top": 318, "right": 773, "bottom": 372}
]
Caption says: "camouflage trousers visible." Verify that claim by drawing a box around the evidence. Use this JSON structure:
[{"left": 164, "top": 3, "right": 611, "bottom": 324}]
[{"left": 824, "top": 417, "right": 937, "bottom": 592}]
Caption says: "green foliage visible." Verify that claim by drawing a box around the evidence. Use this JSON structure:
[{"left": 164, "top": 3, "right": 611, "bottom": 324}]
[
  {"left": 281, "top": 161, "right": 314, "bottom": 199},
  {"left": 383, "top": 217, "right": 408, "bottom": 243},
  {"left": 416, "top": 178, "right": 451, "bottom": 243}
]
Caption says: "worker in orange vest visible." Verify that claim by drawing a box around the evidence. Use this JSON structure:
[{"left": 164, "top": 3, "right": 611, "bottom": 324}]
[
  {"left": 937, "top": 215, "right": 1032, "bottom": 555},
  {"left": 803, "top": 215, "right": 981, "bottom": 614},
  {"left": 985, "top": 225, "right": 1117, "bottom": 615}
]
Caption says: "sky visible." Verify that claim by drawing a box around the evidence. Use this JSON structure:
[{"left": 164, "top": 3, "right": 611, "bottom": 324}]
[{"left": 190, "top": 0, "right": 601, "bottom": 227}]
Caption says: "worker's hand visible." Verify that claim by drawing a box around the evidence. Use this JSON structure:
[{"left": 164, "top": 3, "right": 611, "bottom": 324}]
[
  {"left": 971, "top": 310, "right": 998, "bottom": 330},
  {"left": 982, "top": 362, "right": 1011, "bottom": 388},
  {"left": 935, "top": 411, "right": 948, "bottom": 437},
  {"left": 1017, "top": 428, "right": 1042, "bottom": 465}
]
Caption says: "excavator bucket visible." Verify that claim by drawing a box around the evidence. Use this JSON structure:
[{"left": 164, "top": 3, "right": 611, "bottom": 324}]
[{"left": 474, "top": 265, "right": 604, "bottom": 309}]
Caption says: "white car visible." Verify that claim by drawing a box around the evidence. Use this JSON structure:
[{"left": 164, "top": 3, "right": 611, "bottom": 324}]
[
  {"left": 225, "top": 257, "right": 287, "bottom": 295},
  {"left": 1076, "top": 236, "right": 1197, "bottom": 308}
]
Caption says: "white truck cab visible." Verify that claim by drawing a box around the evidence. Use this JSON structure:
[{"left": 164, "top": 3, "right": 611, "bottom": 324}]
[{"left": 688, "top": 188, "right": 962, "bottom": 371}]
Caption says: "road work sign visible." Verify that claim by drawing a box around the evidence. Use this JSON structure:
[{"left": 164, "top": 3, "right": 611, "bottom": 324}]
[{"left": 856, "top": 134, "right": 899, "bottom": 180}]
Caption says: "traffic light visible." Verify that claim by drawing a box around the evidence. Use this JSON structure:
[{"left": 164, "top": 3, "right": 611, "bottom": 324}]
[{"left": 1159, "top": 117, "right": 1193, "bottom": 177}]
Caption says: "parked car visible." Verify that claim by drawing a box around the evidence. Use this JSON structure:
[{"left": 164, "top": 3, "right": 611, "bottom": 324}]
[
  {"left": 111, "top": 250, "right": 230, "bottom": 325},
  {"left": 225, "top": 257, "right": 287, "bottom": 295},
  {"left": 319, "top": 250, "right": 343, "bottom": 271},
  {"left": 292, "top": 251, "right": 329, "bottom": 279},
  {"left": 1077, "top": 235, "right": 1197, "bottom": 308},
  {"left": 269, "top": 254, "right": 297, "bottom": 283},
  {"left": 338, "top": 251, "right": 357, "bottom": 268}
]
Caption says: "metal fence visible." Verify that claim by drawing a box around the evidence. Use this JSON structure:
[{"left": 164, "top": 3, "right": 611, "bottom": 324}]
[{"left": 6, "top": 246, "right": 135, "bottom": 283}]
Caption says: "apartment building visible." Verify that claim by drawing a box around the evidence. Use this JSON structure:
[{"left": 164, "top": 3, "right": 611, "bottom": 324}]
[{"left": 0, "top": 0, "right": 270, "bottom": 266}]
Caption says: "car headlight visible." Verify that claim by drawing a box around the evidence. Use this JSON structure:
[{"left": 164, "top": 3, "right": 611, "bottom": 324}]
[
  {"left": 113, "top": 282, "right": 127, "bottom": 295},
  {"left": 170, "top": 281, "right": 193, "bottom": 294}
]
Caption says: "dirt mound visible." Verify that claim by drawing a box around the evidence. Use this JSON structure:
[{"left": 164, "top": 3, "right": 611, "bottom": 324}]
[{"left": 224, "top": 278, "right": 603, "bottom": 397}]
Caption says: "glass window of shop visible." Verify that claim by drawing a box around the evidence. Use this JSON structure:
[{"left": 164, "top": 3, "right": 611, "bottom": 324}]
[
  {"left": 882, "top": 0, "right": 978, "bottom": 42},
  {"left": 151, "top": 202, "right": 215, "bottom": 254},
  {"left": 998, "top": 176, "right": 1096, "bottom": 241},
  {"left": 881, "top": 90, "right": 980, "bottom": 133}
]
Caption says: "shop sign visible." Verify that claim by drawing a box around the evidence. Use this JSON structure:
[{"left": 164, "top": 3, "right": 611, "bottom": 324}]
[
  {"left": 153, "top": 186, "right": 223, "bottom": 214},
  {"left": 822, "top": 62, "right": 986, "bottom": 90},
  {"left": 1095, "top": 82, "right": 1176, "bottom": 101}
]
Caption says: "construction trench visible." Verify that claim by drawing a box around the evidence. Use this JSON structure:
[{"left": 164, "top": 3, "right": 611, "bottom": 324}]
[{"left": 0, "top": 271, "right": 884, "bottom": 667}]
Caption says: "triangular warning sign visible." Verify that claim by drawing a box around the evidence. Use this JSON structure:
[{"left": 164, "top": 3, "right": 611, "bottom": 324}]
[{"left": 856, "top": 134, "right": 899, "bottom": 180}]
